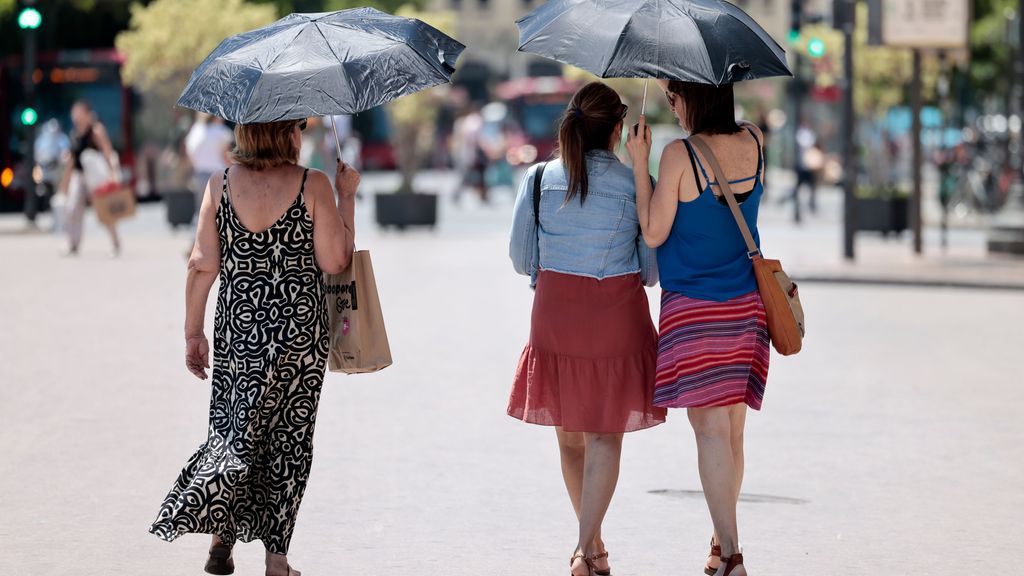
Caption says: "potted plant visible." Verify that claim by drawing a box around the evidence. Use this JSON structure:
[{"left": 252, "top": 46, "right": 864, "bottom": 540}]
[
  {"left": 374, "top": 91, "right": 442, "bottom": 230},
  {"left": 374, "top": 8, "right": 455, "bottom": 231},
  {"left": 857, "top": 185, "right": 909, "bottom": 236}
]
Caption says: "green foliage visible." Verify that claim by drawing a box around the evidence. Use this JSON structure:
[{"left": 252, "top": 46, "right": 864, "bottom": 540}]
[
  {"left": 969, "top": 0, "right": 1018, "bottom": 103},
  {"left": 386, "top": 6, "right": 456, "bottom": 192},
  {"left": 115, "top": 0, "right": 277, "bottom": 97}
]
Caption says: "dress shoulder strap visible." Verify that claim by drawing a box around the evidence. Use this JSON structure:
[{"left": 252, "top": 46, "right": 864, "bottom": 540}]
[
  {"left": 221, "top": 166, "right": 231, "bottom": 203},
  {"left": 745, "top": 126, "right": 764, "bottom": 179},
  {"left": 682, "top": 139, "right": 705, "bottom": 191},
  {"left": 299, "top": 168, "right": 310, "bottom": 198}
]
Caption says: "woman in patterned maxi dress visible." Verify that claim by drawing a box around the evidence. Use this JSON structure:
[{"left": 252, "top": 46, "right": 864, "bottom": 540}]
[{"left": 150, "top": 119, "right": 357, "bottom": 576}]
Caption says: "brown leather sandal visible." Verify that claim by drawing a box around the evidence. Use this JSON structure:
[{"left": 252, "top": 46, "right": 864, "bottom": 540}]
[
  {"left": 704, "top": 538, "right": 722, "bottom": 575},
  {"left": 569, "top": 551, "right": 596, "bottom": 576},
  {"left": 204, "top": 542, "right": 234, "bottom": 575},
  {"left": 721, "top": 553, "right": 745, "bottom": 576},
  {"left": 591, "top": 550, "right": 611, "bottom": 576}
]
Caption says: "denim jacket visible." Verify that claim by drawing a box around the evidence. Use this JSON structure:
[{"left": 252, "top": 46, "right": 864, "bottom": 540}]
[{"left": 509, "top": 149, "right": 658, "bottom": 287}]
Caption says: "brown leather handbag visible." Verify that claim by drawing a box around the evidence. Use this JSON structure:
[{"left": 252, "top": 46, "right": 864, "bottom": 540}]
[{"left": 689, "top": 135, "right": 805, "bottom": 356}]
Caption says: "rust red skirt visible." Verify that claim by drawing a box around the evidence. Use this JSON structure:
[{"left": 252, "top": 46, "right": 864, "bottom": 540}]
[{"left": 508, "top": 271, "right": 667, "bottom": 433}]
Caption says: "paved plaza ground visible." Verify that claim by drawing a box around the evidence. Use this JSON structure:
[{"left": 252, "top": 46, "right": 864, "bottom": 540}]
[{"left": 1, "top": 173, "right": 1022, "bottom": 574}]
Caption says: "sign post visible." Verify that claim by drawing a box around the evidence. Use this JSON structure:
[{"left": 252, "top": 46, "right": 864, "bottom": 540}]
[{"left": 878, "top": 0, "right": 969, "bottom": 256}]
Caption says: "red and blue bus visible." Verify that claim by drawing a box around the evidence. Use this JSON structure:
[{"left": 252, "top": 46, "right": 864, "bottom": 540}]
[{"left": 1, "top": 48, "right": 134, "bottom": 212}]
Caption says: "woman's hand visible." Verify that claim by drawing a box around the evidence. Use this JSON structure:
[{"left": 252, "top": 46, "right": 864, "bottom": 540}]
[
  {"left": 185, "top": 335, "right": 210, "bottom": 380},
  {"left": 626, "top": 115, "right": 653, "bottom": 168},
  {"left": 335, "top": 160, "right": 360, "bottom": 199}
]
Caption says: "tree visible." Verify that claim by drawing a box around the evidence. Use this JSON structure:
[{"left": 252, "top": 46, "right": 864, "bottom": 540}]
[
  {"left": 386, "top": 5, "right": 457, "bottom": 194},
  {"left": 116, "top": 0, "right": 277, "bottom": 99}
]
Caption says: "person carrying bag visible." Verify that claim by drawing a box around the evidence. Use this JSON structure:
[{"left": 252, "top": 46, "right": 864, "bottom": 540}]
[{"left": 689, "top": 135, "right": 805, "bottom": 355}]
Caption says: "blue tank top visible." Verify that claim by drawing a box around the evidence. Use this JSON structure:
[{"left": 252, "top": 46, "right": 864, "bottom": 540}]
[{"left": 656, "top": 129, "right": 763, "bottom": 302}]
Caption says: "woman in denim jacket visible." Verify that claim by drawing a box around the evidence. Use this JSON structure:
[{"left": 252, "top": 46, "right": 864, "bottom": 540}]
[{"left": 507, "top": 81, "right": 666, "bottom": 576}]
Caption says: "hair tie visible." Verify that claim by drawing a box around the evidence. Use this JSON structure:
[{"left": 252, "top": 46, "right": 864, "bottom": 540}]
[{"left": 571, "top": 107, "right": 584, "bottom": 119}]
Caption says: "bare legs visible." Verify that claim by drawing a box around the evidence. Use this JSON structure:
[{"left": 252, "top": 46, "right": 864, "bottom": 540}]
[
  {"left": 689, "top": 404, "right": 748, "bottom": 576},
  {"left": 266, "top": 551, "right": 299, "bottom": 576},
  {"left": 556, "top": 427, "right": 623, "bottom": 575}
]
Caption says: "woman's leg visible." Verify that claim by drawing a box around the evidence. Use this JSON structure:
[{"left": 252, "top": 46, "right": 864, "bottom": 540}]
[
  {"left": 66, "top": 176, "right": 87, "bottom": 253},
  {"left": 266, "top": 551, "right": 298, "bottom": 576},
  {"left": 571, "top": 433, "right": 623, "bottom": 575},
  {"left": 557, "top": 429, "right": 609, "bottom": 572},
  {"left": 688, "top": 407, "right": 741, "bottom": 560},
  {"left": 104, "top": 222, "right": 121, "bottom": 255},
  {"left": 706, "top": 404, "right": 748, "bottom": 572},
  {"left": 728, "top": 404, "right": 747, "bottom": 506}
]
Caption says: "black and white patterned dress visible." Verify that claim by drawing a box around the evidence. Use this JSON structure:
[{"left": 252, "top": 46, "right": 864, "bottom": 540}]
[{"left": 150, "top": 167, "right": 329, "bottom": 555}]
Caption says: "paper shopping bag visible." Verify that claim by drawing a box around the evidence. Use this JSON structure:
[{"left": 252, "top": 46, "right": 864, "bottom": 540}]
[
  {"left": 92, "top": 184, "right": 136, "bottom": 226},
  {"left": 325, "top": 250, "right": 392, "bottom": 374}
]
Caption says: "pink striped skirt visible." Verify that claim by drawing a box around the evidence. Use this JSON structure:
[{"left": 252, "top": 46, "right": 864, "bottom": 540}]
[{"left": 653, "top": 290, "right": 770, "bottom": 410}]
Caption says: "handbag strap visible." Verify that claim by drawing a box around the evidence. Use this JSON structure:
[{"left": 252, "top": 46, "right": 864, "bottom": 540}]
[
  {"left": 532, "top": 161, "right": 548, "bottom": 228},
  {"left": 688, "top": 134, "right": 760, "bottom": 259}
]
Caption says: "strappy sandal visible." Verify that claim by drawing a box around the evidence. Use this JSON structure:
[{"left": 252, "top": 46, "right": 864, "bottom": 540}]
[
  {"left": 569, "top": 551, "right": 596, "bottom": 576},
  {"left": 204, "top": 542, "right": 234, "bottom": 575},
  {"left": 591, "top": 550, "right": 611, "bottom": 576},
  {"left": 720, "top": 553, "right": 745, "bottom": 576},
  {"left": 704, "top": 537, "right": 722, "bottom": 575}
]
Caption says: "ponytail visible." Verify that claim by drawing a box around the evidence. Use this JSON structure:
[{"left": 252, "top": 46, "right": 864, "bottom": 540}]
[
  {"left": 556, "top": 82, "right": 626, "bottom": 206},
  {"left": 560, "top": 110, "right": 589, "bottom": 205}
]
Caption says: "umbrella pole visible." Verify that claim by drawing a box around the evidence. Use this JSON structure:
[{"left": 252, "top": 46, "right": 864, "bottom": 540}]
[
  {"left": 640, "top": 78, "right": 649, "bottom": 116},
  {"left": 331, "top": 116, "right": 343, "bottom": 162}
]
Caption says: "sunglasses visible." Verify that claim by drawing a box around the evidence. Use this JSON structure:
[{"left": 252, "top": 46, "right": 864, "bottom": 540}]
[{"left": 297, "top": 118, "right": 308, "bottom": 131}]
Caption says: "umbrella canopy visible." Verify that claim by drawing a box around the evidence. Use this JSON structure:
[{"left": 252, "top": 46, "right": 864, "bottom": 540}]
[
  {"left": 178, "top": 8, "right": 465, "bottom": 124},
  {"left": 516, "top": 0, "right": 791, "bottom": 86}
]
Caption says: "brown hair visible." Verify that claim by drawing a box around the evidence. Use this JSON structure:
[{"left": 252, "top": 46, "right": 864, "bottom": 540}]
[
  {"left": 557, "top": 82, "right": 625, "bottom": 205},
  {"left": 667, "top": 81, "right": 741, "bottom": 136},
  {"left": 231, "top": 120, "right": 301, "bottom": 170}
]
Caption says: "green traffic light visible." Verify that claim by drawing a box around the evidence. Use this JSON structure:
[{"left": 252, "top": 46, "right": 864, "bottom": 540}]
[
  {"left": 20, "top": 107, "right": 38, "bottom": 126},
  {"left": 788, "top": 29, "right": 801, "bottom": 44},
  {"left": 17, "top": 7, "right": 42, "bottom": 30},
  {"left": 808, "top": 37, "right": 826, "bottom": 58}
]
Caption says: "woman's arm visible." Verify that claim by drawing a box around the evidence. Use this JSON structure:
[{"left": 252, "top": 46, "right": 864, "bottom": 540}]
[
  {"left": 310, "top": 163, "right": 356, "bottom": 275},
  {"left": 637, "top": 236, "right": 659, "bottom": 287},
  {"left": 509, "top": 164, "right": 541, "bottom": 277},
  {"left": 184, "top": 176, "right": 222, "bottom": 380},
  {"left": 625, "top": 117, "right": 687, "bottom": 248}
]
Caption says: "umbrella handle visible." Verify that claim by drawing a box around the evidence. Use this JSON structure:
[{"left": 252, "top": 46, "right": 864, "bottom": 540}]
[
  {"left": 331, "top": 116, "right": 343, "bottom": 162},
  {"left": 640, "top": 78, "right": 649, "bottom": 116}
]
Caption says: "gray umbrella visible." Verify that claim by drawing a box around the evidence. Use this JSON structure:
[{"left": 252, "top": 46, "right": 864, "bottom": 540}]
[
  {"left": 517, "top": 0, "right": 791, "bottom": 87},
  {"left": 177, "top": 8, "right": 465, "bottom": 125}
]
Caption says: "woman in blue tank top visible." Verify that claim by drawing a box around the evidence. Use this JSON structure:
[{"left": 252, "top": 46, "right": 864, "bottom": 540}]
[{"left": 626, "top": 80, "right": 770, "bottom": 576}]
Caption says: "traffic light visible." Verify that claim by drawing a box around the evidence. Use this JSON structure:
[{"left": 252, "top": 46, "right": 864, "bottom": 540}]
[
  {"left": 17, "top": 7, "right": 42, "bottom": 30},
  {"left": 20, "top": 107, "right": 38, "bottom": 126},
  {"left": 789, "top": 0, "right": 803, "bottom": 43},
  {"left": 807, "top": 37, "right": 827, "bottom": 58}
]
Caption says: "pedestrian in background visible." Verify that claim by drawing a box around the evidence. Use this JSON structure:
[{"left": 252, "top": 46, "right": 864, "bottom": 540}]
[
  {"left": 508, "top": 81, "right": 665, "bottom": 576},
  {"left": 451, "top": 104, "right": 487, "bottom": 203},
  {"left": 57, "top": 100, "right": 122, "bottom": 255},
  {"left": 628, "top": 79, "right": 771, "bottom": 576},
  {"left": 784, "top": 119, "right": 821, "bottom": 222},
  {"left": 185, "top": 113, "right": 233, "bottom": 218},
  {"left": 150, "top": 118, "right": 357, "bottom": 576}
]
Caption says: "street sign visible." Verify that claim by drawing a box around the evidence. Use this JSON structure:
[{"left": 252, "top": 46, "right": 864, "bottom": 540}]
[{"left": 881, "top": 0, "right": 969, "bottom": 48}]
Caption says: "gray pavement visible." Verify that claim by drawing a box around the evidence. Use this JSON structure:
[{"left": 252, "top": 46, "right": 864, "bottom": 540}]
[{"left": 1, "top": 174, "right": 1022, "bottom": 575}]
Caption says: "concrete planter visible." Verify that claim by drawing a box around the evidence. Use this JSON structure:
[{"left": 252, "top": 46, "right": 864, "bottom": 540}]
[
  {"left": 857, "top": 196, "right": 908, "bottom": 236},
  {"left": 374, "top": 192, "right": 438, "bottom": 230}
]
